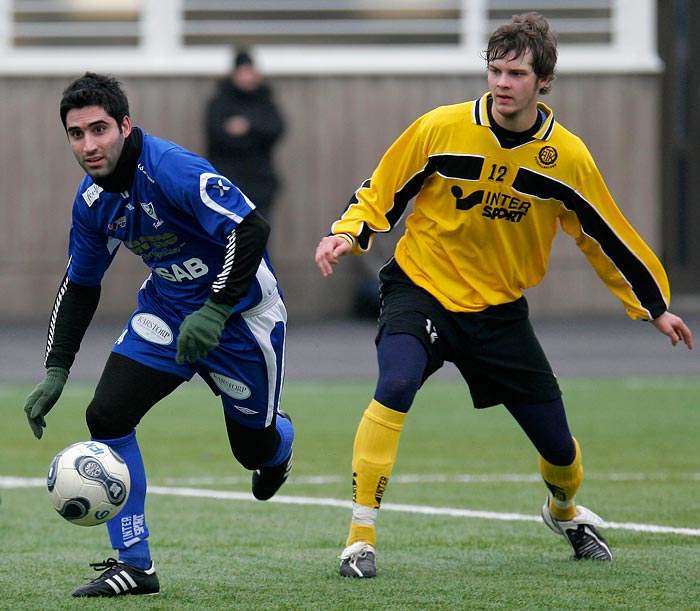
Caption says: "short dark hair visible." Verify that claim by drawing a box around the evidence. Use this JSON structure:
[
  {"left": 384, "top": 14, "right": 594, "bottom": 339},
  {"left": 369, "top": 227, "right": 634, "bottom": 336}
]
[
  {"left": 485, "top": 13, "right": 558, "bottom": 94},
  {"left": 59, "top": 72, "right": 130, "bottom": 130}
]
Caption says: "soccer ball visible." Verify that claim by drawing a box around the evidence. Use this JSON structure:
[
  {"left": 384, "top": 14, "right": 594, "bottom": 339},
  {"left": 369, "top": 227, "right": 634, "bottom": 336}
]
[{"left": 47, "top": 440, "right": 130, "bottom": 527}]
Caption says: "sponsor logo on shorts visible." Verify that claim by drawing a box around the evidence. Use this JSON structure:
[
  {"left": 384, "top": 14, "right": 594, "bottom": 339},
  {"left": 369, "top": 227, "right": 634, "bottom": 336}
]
[
  {"left": 115, "top": 328, "right": 128, "bottom": 345},
  {"left": 233, "top": 404, "right": 258, "bottom": 415},
  {"left": 210, "top": 372, "right": 252, "bottom": 400},
  {"left": 425, "top": 318, "right": 438, "bottom": 344},
  {"left": 130, "top": 313, "right": 173, "bottom": 345}
]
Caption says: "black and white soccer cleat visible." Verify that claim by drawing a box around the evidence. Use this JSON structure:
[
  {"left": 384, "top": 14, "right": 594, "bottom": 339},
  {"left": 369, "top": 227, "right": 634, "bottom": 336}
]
[
  {"left": 71, "top": 558, "right": 160, "bottom": 597},
  {"left": 339, "top": 541, "right": 377, "bottom": 578},
  {"left": 251, "top": 450, "right": 293, "bottom": 500},
  {"left": 252, "top": 412, "right": 293, "bottom": 501},
  {"left": 541, "top": 496, "right": 613, "bottom": 561}
]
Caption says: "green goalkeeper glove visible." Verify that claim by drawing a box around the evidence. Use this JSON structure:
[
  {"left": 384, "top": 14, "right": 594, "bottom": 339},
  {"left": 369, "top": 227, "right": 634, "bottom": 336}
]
[
  {"left": 24, "top": 366, "right": 69, "bottom": 439},
  {"left": 176, "top": 299, "right": 233, "bottom": 364}
]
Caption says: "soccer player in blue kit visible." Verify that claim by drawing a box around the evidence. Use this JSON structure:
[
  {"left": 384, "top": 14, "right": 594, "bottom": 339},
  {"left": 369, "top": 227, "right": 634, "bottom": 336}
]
[{"left": 23, "top": 72, "right": 294, "bottom": 597}]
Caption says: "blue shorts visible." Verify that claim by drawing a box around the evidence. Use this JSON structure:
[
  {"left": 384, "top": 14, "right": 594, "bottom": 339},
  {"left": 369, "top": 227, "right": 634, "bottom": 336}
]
[{"left": 112, "top": 290, "right": 287, "bottom": 429}]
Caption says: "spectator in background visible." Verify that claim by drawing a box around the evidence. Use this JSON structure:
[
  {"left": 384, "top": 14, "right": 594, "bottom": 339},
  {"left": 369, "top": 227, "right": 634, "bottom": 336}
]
[{"left": 205, "top": 49, "right": 285, "bottom": 223}]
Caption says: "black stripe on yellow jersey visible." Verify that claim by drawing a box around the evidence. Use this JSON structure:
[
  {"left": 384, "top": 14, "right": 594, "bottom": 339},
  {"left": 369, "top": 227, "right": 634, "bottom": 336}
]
[{"left": 513, "top": 169, "right": 667, "bottom": 318}]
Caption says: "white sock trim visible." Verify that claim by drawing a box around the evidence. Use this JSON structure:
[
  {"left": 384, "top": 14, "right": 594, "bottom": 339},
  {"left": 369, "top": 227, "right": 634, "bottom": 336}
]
[{"left": 351, "top": 502, "right": 378, "bottom": 526}]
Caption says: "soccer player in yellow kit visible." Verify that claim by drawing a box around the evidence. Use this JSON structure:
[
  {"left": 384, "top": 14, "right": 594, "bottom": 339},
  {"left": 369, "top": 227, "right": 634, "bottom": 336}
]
[{"left": 315, "top": 13, "right": 693, "bottom": 577}]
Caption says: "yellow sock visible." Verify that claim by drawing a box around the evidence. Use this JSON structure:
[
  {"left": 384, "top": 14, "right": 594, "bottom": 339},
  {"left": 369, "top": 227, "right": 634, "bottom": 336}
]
[
  {"left": 346, "top": 523, "right": 377, "bottom": 547},
  {"left": 538, "top": 438, "right": 583, "bottom": 521},
  {"left": 346, "top": 399, "right": 406, "bottom": 547}
]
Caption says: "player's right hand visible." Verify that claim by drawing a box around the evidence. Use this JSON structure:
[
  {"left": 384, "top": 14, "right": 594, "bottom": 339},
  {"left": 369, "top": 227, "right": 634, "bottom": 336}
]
[
  {"left": 23, "top": 367, "right": 69, "bottom": 439},
  {"left": 315, "top": 235, "right": 352, "bottom": 277}
]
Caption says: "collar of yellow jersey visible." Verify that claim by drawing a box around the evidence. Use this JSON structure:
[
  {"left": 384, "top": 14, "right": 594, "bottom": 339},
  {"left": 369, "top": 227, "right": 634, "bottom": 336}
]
[{"left": 472, "top": 92, "right": 555, "bottom": 141}]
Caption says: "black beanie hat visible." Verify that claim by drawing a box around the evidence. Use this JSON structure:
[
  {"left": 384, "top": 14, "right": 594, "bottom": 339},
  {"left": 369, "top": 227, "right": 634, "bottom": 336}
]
[{"left": 234, "top": 49, "right": 254, "bottom": 69}]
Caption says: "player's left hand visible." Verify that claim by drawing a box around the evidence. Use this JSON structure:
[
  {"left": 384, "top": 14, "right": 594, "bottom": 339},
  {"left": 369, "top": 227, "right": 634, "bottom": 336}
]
[
  {"left": 651, "top": 311, "right": 693, "bottom": 349},
  {"left": 176, "top": 299, "right": 233, "bottom": 364}
]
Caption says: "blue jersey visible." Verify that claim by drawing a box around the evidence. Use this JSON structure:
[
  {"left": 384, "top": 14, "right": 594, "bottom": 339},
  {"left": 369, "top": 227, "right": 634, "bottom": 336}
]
[{"left": 67, "top": 128, "right": 279, "bottom": 316}]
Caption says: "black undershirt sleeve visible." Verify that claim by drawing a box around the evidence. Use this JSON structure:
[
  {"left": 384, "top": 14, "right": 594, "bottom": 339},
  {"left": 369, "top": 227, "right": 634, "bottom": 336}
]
[
  {"left": 209, "top": 208, "right": 270, "bottom": 308},
  {"left": 44, "top": 274, "right": 101, "bottom": 371}
]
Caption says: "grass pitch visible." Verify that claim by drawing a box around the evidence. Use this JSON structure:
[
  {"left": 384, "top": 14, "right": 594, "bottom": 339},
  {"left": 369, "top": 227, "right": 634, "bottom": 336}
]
[{"left": 1, "top": 376, "right": 699, "bottom": 610}]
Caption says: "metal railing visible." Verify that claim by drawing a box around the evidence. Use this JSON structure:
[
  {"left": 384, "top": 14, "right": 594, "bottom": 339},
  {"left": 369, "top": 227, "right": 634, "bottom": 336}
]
[{"left": 0, "top": 0, "right": 659, "bottom": 75}]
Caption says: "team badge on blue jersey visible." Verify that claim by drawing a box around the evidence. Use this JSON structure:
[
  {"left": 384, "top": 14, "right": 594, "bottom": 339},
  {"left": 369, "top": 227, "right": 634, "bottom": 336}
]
[{"left": 140, "top": 201, "right": 164, "bottom": 229}]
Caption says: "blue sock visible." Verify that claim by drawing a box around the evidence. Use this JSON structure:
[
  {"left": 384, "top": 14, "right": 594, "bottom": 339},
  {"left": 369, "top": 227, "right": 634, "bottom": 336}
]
[
  {"left": 118, "top": 540, "right": 152, "bottom": 570},
  {"left": 265, "top": 414, "right": 294, "bottom": 467},
  {"left": 93, "top": 431, "right": 152, "bottom": 570}
]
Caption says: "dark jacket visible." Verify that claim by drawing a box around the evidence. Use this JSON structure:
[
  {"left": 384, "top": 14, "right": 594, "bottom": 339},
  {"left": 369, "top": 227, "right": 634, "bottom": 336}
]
[{"left": 205, "top": 79, "right": 285, "bottom": 218}]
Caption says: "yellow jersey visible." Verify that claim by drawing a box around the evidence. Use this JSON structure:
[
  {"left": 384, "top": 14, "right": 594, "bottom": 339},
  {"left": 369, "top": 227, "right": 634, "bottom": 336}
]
[{"left": 331, "top": 93, "right": 669, "bottom": 320}]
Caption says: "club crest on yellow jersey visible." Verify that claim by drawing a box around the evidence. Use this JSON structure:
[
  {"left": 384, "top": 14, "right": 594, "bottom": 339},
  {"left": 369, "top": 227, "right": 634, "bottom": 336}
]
[{"left": 536, "top": 145, "right": 558, "bottom": 168}]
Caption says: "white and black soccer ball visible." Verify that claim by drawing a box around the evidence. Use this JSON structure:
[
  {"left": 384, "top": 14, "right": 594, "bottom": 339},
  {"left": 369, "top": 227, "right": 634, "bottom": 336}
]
[{"left": 47, "top": 440, "right": 130, "bottom": 527}]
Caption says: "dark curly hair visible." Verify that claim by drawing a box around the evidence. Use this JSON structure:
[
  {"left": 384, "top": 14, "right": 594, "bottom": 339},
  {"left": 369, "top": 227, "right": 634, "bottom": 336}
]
[
  {"left": 59, "top": 72, "right": 130, "bottom": 130},
  {"left": 484, "top": 13, "right": 558, "bottom": 94}
]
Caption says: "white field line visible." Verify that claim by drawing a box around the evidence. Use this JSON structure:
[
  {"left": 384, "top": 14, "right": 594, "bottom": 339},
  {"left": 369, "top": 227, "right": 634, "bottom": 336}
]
[
  {"left": 3, "top": 474, "right": 699, "bottom": 537},
  {"left": 8, "top": 472, "right": 700, "bottom": 487},
  {"left": 145, "top": 472, "right": 700, "bottom": 486}
]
